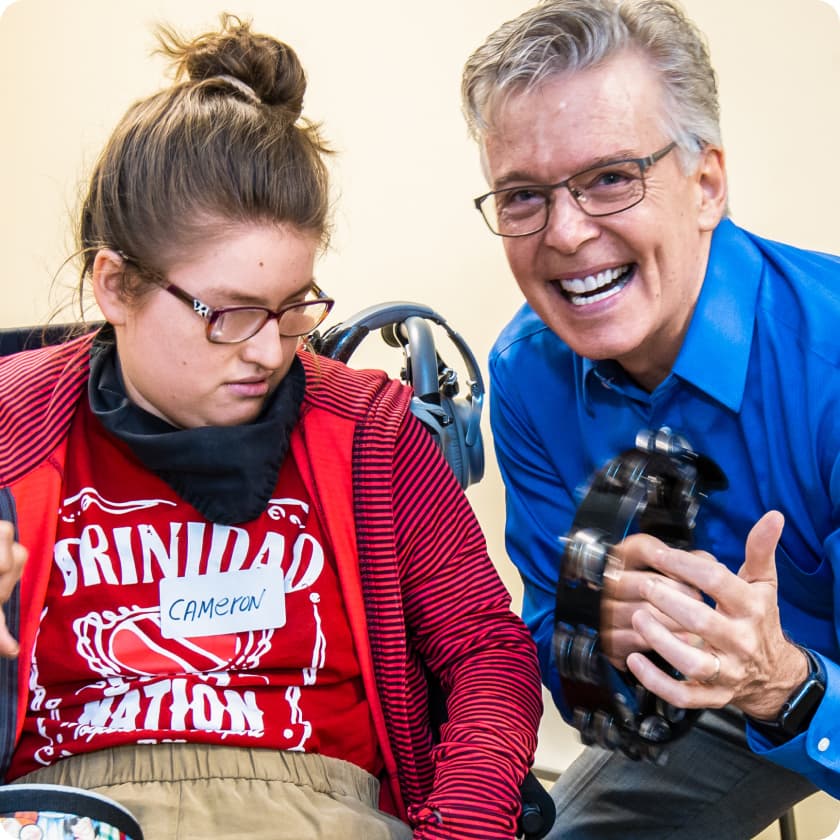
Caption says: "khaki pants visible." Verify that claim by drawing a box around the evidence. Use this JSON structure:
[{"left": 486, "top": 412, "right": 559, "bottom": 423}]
[{"left": 13, "top": 744, "right": 413, "bottom": 840}]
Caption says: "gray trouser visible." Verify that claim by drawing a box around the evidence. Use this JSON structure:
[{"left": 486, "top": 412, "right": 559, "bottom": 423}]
[{"left": 546, "top": 708, "right": 818, "bottom": 840}]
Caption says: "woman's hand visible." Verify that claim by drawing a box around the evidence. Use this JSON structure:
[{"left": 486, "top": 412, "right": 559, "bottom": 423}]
[{"left": 0, "top": 520, "right": 27, "bottom": 658}]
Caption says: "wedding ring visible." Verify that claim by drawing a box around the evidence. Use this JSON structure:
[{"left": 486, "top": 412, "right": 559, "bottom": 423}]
[{"left": 702, "top": 653, "right": 721, "bottom": 685}]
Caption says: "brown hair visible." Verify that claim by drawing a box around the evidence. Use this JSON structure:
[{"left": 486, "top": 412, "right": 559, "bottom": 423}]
[{"left": 77, "top": 13, "right": 331, "bottom": 305}]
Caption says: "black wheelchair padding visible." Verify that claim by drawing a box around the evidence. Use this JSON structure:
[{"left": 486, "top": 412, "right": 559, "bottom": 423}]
[
  {"left": 0, "top": 323, "right": 97, "bottom": 357},
  {"left": 554, "top": 427, "right": 727, "bottom": 762},
  {"left": 313, "top": 301, "right": 485, "bottom": 491}
]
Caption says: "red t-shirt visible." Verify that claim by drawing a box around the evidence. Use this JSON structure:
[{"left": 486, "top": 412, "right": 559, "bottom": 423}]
[{"left": 9, "top": 400, "right": 381, "bottom": 779}]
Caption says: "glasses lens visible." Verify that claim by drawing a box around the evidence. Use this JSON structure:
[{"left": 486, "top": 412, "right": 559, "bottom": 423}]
[
  {"left": 206, "top": 299, "right": 332, "bottom": 343},
  {"left": 276, "top": 301, "right": 331, "bottom": 337},
  {"left": 569, "top": 160, "right": 644, "bottom": 215},
  {"left": 209, "top": 308, "right": 270, "bottom": 343},
  {"left": 484, "top": 188, "right": 548, "bottom": 236}
]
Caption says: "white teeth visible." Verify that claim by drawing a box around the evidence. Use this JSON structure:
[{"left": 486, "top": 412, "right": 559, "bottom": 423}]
[
  {"left": 560, "top": 265, "right": 627, "bottom": 295},
  {"left": 570, "top": 284, "right": 624, "bottom": 307}
]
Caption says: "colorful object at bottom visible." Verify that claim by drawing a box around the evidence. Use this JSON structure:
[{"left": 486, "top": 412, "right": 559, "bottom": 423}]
[{"left": 0, "top": 785, "right": 142, "bottom": 840}]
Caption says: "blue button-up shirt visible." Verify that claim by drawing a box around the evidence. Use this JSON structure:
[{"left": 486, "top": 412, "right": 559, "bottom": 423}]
[{"left": 490, "top": 217, "right": 840, "bottom": 794}]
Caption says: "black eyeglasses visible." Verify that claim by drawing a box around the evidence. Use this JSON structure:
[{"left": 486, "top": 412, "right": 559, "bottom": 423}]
[
  {"left": 159, "top": 279, "right": 334, "bottom": 344},
  {"left": 474, "top": 142, "right": 677, "bottom": 238}
]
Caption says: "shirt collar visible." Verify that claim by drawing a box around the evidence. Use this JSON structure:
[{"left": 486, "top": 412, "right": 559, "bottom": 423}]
[{"left": 583, "top": 218, "right": 762, "bottom": 412}]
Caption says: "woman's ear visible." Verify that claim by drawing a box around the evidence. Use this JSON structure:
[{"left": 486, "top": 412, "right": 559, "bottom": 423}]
[
  {"left": 91, "top": 249, "right": 130, "bottom": 326},
  {"left": 696, "top": 145, "right": 727, "bottom": 231}
]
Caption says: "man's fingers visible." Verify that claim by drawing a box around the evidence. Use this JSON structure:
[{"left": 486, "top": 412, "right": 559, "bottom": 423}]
[
  {"left": 605, "top": 567, "right": 701, "bottom": 604},
  {"left": 738, "top": 510, "right": 784, "bottom": 585}
]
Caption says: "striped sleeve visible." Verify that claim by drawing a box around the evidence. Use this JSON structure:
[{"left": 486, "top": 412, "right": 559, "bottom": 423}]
[
  {"left": 391, "top": 415, "right": 543, "bottom": 839},
  {"left": 0, "top": 336, "right": 92, "bottom": 484}
]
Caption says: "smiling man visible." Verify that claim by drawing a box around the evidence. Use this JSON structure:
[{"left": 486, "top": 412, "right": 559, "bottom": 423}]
[{"left": 463, "top": 1, "right": 840, "bottom": 837}]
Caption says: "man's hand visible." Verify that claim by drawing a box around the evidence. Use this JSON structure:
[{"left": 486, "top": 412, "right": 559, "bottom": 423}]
[
  {"left": 0, "top": 520, "right": 27, "bottom": 658},
  {"left": 623, "top": 511, "right": 809, "bottom": 719},
  {"left": 600, "top": 531, "right": 705, "bottom": 669}
]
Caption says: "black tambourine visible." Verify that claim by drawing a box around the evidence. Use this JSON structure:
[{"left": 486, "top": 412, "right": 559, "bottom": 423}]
[{"left": 553, "top": 427, "right": 728, "bottom": 762}]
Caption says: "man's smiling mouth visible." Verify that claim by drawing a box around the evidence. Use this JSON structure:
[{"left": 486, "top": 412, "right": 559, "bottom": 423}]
[{"left": 557, "top": 264, "right": 634, "bottom": 306}]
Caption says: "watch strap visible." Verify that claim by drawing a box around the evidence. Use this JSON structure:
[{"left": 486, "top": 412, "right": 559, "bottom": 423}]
[{"left": 748, "top": 647, "right": 826, "bottom": 743}]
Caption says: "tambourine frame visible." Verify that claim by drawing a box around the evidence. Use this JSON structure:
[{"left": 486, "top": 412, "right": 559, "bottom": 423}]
[{"left": 553, "top": 427, "right": 727, "bottom": 762}]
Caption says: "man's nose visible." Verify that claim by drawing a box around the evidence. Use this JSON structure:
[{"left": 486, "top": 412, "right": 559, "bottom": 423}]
[{"left": 540, "top": 188, "right": 601, "bottom": 254}]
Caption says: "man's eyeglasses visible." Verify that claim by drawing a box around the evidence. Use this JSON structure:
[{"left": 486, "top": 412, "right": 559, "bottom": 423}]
[
  {"left": 161, "top": 280, "right": 335, "bottom": 344},
  {"left": 473, "top": 142, "right": 677, "bottom": 238}
]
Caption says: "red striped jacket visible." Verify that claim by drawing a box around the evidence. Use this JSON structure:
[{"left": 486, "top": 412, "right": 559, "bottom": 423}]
[{"left": 0, "top": 334, "right": 542, "bottom": 839}]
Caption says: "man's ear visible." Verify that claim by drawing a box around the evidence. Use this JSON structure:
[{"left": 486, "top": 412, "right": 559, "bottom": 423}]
[
  {"left": 91, "top": 249, "right": 130, "bottom": 326},
  {"left": 695, "top": 145, "right": 727, "bottom": 231}
]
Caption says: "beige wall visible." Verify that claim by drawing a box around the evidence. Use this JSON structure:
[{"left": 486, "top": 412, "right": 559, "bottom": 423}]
[{"left": 2, "top": 0, "right": 840, "bottom": 829}]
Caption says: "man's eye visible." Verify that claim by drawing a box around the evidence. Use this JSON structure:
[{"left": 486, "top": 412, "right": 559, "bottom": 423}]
[
  {"left": 580, "top": 165, "right": 638, "bottom": 191},
  {"left": 497, "top": 188, "right": 546, "bottom": 214},
  {"left": 598, "top": 171, "right": 629, "bottom": 186},
  {"left": 513, "top": 188, "right": 544, "bottom": 204}
]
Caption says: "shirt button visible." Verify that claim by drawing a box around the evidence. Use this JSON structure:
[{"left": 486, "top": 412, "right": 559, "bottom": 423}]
[{"left": 817, "top": 737, "right": 830, "bottom": 752}]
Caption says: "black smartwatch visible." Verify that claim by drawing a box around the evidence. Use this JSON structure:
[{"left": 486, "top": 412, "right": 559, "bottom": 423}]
[{"left": 749, "top": 647, "right": 826, "bottom": 743}]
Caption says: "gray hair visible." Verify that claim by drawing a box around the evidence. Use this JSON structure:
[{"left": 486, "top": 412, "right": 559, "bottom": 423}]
[{"left": 461, "top": 0, "right": 721, "bottom": 169}]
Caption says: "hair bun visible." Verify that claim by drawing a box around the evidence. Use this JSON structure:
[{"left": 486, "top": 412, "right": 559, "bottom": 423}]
[{"left": 157, "top": 13, "right": 307, "bottom": 117}]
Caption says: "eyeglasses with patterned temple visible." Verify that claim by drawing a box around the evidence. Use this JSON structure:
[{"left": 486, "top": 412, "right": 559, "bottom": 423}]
[
  {"left": 158, "top": 280, "right": 335, "bottom": 344},
  {"left": 473, "top": 142, "right": 677, "bottom": 238}
]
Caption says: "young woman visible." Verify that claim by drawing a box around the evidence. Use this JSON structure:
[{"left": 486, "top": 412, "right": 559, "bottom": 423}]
[{"left": 0, "top": 15, "right": 541, "bottom": 839}]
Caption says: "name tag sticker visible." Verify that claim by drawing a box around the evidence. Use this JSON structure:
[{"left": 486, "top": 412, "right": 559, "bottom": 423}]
[{"left": 159, "top": 568, "right": 286, "bottom": 639}]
